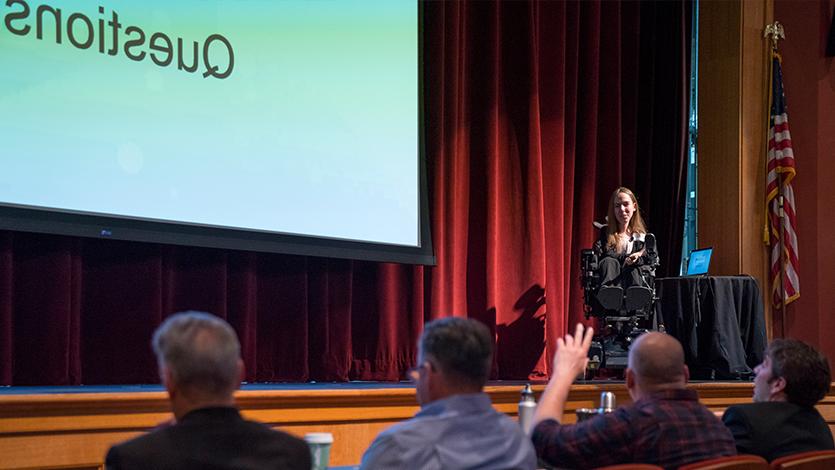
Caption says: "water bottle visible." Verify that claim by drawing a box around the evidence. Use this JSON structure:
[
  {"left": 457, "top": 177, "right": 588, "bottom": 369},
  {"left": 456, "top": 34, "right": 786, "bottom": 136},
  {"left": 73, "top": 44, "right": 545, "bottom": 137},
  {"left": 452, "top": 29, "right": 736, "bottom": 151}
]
[
  {"left": 518, "top": 383, "right": 537, "bottom": 435},
  {"left": 598, "top": 391, "right": 616, "bottom": 413}
]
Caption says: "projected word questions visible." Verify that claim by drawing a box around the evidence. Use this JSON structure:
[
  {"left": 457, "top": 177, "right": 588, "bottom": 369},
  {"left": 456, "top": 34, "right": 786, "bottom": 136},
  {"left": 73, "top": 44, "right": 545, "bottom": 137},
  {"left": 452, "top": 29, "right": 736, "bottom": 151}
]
[{"left": 2, "top": 0, "right": 235, "bottom": 79}]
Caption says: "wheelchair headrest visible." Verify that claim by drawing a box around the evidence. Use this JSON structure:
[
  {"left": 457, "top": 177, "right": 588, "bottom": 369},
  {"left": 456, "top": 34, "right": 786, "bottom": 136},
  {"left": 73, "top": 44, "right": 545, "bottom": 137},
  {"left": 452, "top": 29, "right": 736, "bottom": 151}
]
[{"left": 644, "top": 233, "right": 657, "bottom": 253}]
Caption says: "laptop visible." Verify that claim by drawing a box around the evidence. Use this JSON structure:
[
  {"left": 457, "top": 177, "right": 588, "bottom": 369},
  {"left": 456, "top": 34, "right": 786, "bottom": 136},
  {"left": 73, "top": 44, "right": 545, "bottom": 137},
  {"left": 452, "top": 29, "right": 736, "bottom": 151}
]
[{"left": 686, "top": 247, "right": 713, "bottom": 276}]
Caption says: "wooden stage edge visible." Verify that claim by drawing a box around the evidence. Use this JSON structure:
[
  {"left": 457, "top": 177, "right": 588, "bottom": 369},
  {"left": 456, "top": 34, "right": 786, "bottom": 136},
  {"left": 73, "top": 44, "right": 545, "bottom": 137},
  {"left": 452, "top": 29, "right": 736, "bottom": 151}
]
[{"left": 1, "top": 382, "right": 834, "bottom": 469}]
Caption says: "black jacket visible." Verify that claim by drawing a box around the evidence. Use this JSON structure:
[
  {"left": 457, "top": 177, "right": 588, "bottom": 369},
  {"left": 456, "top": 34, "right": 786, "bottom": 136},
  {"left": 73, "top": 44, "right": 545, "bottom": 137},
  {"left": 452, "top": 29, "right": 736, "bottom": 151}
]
[
  {"left": 593, "top": 227, "right": 659, "bottom": 267},
  {"left": 722, "top": 401, "right": 834, "bottom": 462},
  {"left": 105, "top": 406, "right": 311, "bottom": 470}
]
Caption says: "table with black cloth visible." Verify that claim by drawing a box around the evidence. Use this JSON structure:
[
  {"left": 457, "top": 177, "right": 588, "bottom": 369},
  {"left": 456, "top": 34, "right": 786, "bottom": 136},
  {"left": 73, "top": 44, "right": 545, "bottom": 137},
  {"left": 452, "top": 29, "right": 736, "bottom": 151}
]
[{"left": 654, "top": 275, "right": 767, "bottom": 380}]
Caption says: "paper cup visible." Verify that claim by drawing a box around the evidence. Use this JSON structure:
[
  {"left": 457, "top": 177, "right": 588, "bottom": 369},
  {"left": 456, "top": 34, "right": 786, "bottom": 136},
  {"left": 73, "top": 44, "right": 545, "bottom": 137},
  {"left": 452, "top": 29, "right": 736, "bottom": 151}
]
[{"left": 305, "top": 432, "right": 333, "bottom": 470}]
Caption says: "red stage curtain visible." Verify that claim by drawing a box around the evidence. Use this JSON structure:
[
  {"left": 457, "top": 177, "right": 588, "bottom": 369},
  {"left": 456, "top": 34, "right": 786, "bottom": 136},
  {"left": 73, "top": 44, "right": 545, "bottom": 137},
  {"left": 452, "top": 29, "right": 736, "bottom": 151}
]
[{"left": 0, "top": 0, "right": 690, "bottom": 386}]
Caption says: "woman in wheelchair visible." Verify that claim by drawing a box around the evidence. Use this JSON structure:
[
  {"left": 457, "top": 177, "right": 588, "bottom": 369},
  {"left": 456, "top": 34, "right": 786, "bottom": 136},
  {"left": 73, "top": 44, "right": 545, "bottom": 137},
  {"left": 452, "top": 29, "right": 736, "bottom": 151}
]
[{"left": 593, "top": 187, "right": 658, "bottom": 313}]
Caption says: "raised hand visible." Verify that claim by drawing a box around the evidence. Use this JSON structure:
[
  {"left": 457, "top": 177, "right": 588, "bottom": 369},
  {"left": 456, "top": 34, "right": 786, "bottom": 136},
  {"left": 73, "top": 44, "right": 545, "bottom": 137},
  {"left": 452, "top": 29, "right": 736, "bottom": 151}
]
[
  {"left": 533, "top": 323, "right": 596, "bottom": 427},
  {"left": 553, "top": 323, "right": 595, "bottom": 379}
]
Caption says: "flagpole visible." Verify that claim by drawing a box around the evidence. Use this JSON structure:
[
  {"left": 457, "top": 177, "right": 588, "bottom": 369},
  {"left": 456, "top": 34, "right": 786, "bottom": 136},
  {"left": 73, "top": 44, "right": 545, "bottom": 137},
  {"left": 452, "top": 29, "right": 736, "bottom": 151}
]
[
  {"left": 778, "top": 193, "right": 786, "bottom": 338},
  {"left": 765, "top": 21, "right": 786, "bottom": 338}
]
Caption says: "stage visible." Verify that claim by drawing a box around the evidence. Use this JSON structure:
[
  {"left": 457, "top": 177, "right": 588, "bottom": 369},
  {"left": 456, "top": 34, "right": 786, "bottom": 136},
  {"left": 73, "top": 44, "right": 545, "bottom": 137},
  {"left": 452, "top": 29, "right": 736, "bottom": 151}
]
[{"left": 3, "top": 380, "right": 832, "bottom": 469}]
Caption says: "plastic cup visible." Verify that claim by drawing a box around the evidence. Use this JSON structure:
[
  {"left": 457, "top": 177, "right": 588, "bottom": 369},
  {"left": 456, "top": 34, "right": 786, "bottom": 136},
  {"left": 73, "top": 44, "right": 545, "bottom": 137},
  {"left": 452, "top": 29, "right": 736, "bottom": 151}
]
[{"left": 305, "top": 432, "right": 333, "bottom": 470}]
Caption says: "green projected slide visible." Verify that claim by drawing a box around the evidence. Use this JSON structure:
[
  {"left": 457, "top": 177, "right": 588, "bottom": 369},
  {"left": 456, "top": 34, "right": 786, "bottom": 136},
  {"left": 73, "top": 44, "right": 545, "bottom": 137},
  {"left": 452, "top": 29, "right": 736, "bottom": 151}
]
[{"left": 0, "top": 0, "right": 420, "bottom": 248}]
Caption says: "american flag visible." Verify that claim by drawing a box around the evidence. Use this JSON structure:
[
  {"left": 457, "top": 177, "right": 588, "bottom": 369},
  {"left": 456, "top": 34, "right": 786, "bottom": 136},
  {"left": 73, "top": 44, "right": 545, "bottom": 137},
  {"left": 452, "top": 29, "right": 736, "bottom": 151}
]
[{"left": 765, "top": 51, "right": 799, "bottom": 307}]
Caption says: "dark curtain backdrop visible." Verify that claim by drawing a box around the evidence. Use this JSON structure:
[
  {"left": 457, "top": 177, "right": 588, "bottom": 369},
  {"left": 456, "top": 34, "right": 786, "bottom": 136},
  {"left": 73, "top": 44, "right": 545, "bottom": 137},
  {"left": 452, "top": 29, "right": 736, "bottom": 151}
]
[{"left": 0, "top": 0, "right": 690, "bottom": 386}]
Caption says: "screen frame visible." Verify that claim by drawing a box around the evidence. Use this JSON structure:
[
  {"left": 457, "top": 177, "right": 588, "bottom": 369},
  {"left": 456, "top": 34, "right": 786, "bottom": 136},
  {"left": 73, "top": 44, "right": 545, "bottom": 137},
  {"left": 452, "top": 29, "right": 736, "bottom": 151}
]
[{"left": 0, "top": 2, "right": 434, "bottom": 265}]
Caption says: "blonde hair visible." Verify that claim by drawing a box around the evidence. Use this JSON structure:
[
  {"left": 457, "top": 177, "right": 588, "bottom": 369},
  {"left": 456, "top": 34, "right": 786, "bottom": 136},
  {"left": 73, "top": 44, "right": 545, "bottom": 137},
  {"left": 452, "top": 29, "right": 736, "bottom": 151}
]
[{"left": 606, "top": 187, "right": 647, "bottom": 254}]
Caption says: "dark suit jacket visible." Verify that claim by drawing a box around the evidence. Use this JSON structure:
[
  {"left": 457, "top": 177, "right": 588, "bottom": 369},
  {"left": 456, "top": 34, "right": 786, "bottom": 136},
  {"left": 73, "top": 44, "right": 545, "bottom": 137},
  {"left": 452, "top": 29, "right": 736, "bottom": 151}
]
[
  {"left": 722, "top": 401, "right": 834, "bottom": 462},
  {"left": 105, "top": 406, "right": 311, "bottom": 470}
]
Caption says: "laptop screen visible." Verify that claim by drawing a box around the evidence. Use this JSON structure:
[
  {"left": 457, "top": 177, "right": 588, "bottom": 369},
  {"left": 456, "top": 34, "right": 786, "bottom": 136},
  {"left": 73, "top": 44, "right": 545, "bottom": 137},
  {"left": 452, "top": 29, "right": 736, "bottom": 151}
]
[{"left": 686, "top": 247, "right": 713, "bottom": 276}]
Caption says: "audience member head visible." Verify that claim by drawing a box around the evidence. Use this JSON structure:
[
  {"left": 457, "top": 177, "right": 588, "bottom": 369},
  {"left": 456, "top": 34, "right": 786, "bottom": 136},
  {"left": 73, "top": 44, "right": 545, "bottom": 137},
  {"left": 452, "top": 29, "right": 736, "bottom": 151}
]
[
  {"left": 626, "top": 332, "right": 689, "bottom": 399},
  {"left": 753, "top": 338, "right": 831, "bottom": 406},
  {"left": 411, "top": 317, "right": 493, "bottom": 405},
  {"left": 152, "top": 311, "right": 243, "bottom": 417}
]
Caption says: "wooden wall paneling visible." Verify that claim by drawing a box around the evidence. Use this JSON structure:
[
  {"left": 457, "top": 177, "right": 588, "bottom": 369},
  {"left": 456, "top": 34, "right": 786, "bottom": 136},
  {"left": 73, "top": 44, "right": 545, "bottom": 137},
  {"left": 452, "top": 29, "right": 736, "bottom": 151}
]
[
  {"left": 698, "top": 0, "right": 743, "bottom": 277},
  {"left": 2, "top": 383, "right": 831, "bottom": 469},
  {"left": 698, "top": 0, "right": 773, "bottom": 336}
]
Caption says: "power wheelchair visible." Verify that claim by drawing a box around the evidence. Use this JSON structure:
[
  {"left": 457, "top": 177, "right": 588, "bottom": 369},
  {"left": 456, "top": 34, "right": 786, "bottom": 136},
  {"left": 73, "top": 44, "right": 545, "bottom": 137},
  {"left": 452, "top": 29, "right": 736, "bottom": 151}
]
[{"left": 580, "top": 229, "right": 661, "bottom": 371}]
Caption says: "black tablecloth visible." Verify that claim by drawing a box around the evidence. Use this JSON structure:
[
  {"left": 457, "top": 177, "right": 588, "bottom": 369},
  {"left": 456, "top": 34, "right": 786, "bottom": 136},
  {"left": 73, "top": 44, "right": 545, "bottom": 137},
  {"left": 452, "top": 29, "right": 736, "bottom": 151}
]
[{"left": 655, "top": 276, "right": 767, "bottom": 380}]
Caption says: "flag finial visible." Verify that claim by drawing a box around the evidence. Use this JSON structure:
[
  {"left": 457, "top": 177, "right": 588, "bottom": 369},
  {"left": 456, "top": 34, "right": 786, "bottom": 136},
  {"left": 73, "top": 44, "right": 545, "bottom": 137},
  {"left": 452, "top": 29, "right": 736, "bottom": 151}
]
[{"left": 764, "top": 21, "right": 786, "bottom": 50}]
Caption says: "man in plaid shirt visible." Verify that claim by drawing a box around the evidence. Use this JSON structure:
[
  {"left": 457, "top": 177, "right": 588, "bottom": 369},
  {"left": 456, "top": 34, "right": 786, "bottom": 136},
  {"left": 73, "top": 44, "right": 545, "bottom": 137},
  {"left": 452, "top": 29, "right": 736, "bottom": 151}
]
[{"left": 531, "top": 325, "right": 736, "bottom": 469}]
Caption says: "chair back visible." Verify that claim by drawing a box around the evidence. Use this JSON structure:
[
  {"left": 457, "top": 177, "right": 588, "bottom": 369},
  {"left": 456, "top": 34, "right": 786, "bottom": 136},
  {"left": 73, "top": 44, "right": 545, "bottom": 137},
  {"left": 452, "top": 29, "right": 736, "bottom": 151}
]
[
  {"left": 594, "top": 464, "right": 663, "bottom": 470},
  {"left": 678, "top": 454, "right": 769, "bottom": 470},
  {"left": 769, "top": 450, "right": 835, "bottom": 470}
]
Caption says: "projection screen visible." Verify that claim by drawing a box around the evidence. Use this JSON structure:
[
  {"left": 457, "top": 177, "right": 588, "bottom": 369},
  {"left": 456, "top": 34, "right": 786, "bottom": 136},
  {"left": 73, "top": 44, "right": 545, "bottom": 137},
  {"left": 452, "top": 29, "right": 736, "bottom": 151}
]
[{"left": 0, "top": 0, "right": 434, "bottom": 264}]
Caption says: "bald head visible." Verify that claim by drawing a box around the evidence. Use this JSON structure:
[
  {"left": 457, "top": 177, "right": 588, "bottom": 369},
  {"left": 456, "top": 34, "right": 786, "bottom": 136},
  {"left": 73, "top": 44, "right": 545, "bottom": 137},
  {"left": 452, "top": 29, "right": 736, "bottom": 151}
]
[{"left": 628, "top": 332, "right": 688, "bottom": 389}]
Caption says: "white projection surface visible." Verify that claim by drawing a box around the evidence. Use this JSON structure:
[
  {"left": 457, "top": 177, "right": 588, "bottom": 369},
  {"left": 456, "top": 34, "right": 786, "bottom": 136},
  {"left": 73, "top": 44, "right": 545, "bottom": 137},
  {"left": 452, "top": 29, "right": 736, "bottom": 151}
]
[{"left": 0, "top": 0, "right": 428, "bottom": 261}]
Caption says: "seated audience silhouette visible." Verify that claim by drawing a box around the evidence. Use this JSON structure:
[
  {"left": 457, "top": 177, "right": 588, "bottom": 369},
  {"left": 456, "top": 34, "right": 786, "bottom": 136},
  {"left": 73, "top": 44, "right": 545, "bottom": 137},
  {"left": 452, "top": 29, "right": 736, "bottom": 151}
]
[
  {"left": 722, "top": 338, "right": 834, "bottom": 462},
  {"left": 360, "top": 317, "right": 536, "bottom": 469},
  {"left": 532, "top": 326, "right": 736, "bottom": 469},
  {"left": 105, "top": 311, "right": 310, "bottom": 470}
]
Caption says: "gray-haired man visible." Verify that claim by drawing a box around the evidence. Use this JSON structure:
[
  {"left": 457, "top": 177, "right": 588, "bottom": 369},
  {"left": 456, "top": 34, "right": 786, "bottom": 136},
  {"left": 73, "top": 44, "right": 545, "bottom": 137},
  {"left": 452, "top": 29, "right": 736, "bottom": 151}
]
[{"left": 105, "top": 311, "right": 310, "bottom": 470}]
